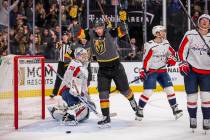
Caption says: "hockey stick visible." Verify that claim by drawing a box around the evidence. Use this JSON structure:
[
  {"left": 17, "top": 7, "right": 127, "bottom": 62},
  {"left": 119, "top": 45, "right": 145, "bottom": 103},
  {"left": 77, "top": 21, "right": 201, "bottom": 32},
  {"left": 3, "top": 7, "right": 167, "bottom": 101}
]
[
  {"left": 178, "top": 0, "right": 210, "bottom": 55},
  {"left": 96, "top": 0, "right": 105, "bottom": 15},
  {"left": 47, "top": 64, "right": 116, "bottom": 118},
  {"left": 110, "top": 65, "right": 167, "bottom": 93}
]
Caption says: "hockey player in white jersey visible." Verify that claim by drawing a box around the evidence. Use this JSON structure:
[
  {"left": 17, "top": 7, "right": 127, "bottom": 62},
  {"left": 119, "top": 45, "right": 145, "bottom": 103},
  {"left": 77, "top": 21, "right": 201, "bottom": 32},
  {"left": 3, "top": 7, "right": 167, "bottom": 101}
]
[
  {"left": 136, "top": 25, "right": 183, "bottom": 121},
  {"left": 48, "top": 47, "right": 95, "bottom": 125},
  {"left": 178, "top": 14, "right": 210, "bottom": 132}
]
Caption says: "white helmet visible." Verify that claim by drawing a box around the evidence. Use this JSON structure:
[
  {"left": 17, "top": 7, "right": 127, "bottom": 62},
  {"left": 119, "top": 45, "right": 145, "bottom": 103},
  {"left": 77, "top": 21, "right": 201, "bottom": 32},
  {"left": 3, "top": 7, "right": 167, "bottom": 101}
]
[
  {"left": 74, "top": 47, "right": 88, "bottom": 62},
  {"left": 152, "top": 25, "right": 166, "bottom": 36},
  {"left": 198, "top": 14, "right": 210, "bottom": 24}
]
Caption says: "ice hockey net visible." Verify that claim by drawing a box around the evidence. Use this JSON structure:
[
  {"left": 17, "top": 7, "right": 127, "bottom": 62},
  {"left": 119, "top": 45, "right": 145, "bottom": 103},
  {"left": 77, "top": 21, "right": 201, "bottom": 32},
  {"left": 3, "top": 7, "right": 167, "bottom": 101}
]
[{"left": 0, "top": 55, "right": 45, "bottom": 130}]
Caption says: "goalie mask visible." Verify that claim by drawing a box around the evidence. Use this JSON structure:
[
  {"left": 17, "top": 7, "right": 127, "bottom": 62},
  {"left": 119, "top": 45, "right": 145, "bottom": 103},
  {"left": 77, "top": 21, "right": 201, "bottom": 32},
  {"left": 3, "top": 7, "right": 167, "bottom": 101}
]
[{"left": 74, "top": 47, "right": 88, "bottom": 63}]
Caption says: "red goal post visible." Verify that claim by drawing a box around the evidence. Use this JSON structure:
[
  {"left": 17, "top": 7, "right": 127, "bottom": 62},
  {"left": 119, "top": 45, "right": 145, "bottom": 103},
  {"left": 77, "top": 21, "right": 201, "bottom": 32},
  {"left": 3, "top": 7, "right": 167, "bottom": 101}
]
[{"left": 0, "top": 55, "right": 45, "bottom": 130}]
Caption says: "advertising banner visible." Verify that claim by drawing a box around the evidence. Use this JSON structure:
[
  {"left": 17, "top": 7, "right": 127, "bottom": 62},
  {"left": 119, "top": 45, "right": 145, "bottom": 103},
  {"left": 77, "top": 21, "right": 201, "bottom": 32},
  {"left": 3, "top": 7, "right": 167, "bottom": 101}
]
[{"left": 0, "top": 61, "right": 185, "bottom": 95}]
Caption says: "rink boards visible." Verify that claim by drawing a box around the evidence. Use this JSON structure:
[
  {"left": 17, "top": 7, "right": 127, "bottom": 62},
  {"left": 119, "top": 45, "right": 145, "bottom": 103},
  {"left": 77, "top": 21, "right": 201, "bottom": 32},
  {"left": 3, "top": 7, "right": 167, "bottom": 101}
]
[{"left": 0, "top": 62, "right": 185, "bottom": 97}]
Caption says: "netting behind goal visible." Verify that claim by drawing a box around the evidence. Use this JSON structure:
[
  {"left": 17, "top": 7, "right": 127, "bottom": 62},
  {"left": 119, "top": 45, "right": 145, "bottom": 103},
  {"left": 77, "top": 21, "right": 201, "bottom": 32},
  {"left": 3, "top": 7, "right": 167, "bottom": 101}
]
[{"left": 0, "top": 55, "right": 45, "bottom": 130}]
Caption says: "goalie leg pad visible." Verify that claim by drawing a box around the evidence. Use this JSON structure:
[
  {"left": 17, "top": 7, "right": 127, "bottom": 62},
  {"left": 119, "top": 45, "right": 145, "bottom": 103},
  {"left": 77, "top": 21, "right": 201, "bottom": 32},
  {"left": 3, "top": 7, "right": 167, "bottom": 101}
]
[
  {"left": 48, "top": 106, "right": 67, "bottom": 121},
  {"left": 66, "top": 102, "right": 90, "bottom": 122}
]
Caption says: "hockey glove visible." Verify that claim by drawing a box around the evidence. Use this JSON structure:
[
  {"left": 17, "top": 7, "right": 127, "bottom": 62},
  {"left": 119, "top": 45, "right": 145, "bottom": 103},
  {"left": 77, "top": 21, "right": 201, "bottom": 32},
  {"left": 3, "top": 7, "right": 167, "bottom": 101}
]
[
  {"left": 167, "top": 55, "right": 177, "bottom": 67},
  {"left": 139, "top": 69, "right": 147, "bottom": 82},
  {"left": 179, "top": 61, "right": 190, "bottom": 76}
]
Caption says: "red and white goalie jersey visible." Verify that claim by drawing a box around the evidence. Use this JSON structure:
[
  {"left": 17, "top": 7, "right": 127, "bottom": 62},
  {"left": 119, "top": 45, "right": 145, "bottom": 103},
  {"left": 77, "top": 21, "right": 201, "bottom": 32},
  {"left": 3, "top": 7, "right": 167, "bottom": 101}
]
[
  {"left": 178, "top": 29, "right": 210, "bottom": 73},
  {"left": 60, "top": 59, "right": 88, "bottom": 96},
  {"left": 143, "top": 39, "right": 176, "bottom": 70}
]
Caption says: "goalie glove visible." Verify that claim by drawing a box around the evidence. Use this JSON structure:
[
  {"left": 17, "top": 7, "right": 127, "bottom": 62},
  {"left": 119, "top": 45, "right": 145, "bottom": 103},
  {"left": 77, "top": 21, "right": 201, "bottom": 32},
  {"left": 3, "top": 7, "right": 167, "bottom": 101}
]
[{"left": 69, "top": 87, "right": 79, "bottom": 97}]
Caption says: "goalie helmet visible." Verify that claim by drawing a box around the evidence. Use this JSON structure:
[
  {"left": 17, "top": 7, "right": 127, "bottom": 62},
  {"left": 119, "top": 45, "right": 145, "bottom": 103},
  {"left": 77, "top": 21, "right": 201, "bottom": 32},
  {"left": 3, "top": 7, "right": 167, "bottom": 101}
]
[
  {"left": 152, "top": 25, "right": 166, "bottom": 36},
  {"left": 74, "top": 47, "right": 88, "bottom": 63},
  {"left": 198, "top": 14, "right": 210, "bottom": 24}
]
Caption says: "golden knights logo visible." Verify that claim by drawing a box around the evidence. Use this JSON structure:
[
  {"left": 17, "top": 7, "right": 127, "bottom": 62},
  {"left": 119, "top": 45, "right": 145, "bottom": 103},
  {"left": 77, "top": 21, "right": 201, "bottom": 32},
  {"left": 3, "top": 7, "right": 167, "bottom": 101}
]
[{"left": 94, "top": 39, "right": 106, "bottom": 55}]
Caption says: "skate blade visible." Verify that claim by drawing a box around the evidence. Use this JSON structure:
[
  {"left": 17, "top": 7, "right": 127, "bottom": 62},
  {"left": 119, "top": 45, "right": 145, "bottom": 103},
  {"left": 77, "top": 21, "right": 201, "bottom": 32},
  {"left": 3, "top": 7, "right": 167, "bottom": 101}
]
[
  {"left": 175, "top": 112, "right": 183, "bottom": 120},
  {"left": 203, "top": 129, "right": 209, "bottom": 135},
  {"left": 135, "top": 116, "right": 143, "bottom": 121},
  {"left": 204, "top": 131, "right": 207, "bottom": 135},
  {"left": 110, "top": 112, "right": 117, "bottom": 117},
  {"left": 98, "top": 123, "right": 111, "bottom": 129},
  {"left": 97, "top": 113, "right": 117, "bottom": 118}
]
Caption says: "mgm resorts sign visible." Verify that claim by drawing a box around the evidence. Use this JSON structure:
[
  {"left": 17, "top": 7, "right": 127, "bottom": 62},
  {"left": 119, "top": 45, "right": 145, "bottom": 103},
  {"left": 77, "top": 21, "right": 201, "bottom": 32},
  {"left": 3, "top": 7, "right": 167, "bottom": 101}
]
[{"left": 89, "top": 10, "right": 154, "bottom": 26}]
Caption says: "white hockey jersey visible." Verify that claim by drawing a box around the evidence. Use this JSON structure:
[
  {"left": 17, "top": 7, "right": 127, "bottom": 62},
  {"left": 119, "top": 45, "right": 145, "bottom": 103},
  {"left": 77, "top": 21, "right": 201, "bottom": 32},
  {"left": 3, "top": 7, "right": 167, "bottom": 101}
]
[
  {"left": 178, "top": 29, "right": 210, "bottom": 74},
  {"left": 59, "top": 59, "right": 88, "bottom": 96},
  {"left": 143, "top": 39, "right": 175, "bottom": 70}
]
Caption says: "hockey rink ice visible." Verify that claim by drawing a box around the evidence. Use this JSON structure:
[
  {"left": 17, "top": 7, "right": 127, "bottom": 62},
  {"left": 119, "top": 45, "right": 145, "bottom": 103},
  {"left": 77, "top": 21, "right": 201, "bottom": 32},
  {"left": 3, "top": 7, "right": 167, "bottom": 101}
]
[{"left": 0, "top": 92, "right": 209, "bottom": 140}]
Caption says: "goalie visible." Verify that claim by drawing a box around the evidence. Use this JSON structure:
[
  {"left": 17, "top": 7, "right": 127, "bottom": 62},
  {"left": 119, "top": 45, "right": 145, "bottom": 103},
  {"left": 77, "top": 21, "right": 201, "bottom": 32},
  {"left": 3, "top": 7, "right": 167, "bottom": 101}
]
[{"left": 48, "top": 47, "right": 95, "bottom": 125}]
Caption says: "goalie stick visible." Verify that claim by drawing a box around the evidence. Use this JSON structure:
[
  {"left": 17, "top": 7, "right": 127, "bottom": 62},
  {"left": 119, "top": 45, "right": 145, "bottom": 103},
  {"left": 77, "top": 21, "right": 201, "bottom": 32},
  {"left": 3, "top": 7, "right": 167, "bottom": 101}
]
[{"left": 47, "top": 64, "right": 117, "bottom": 118}]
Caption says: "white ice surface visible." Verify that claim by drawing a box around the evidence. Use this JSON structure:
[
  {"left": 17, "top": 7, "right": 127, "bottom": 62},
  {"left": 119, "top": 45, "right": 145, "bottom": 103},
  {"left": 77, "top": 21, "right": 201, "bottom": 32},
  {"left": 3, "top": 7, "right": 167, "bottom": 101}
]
[{"left": 0, "top": 92, "right": 209, "bottom": 140}]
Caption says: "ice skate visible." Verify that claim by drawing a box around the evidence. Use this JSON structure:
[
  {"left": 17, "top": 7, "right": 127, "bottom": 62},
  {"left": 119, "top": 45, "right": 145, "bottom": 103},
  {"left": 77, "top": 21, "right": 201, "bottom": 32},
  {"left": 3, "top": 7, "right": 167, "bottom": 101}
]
[
  {"left": 172, "top": 104, "right": 183, "bottom": 120},
  {"left": 190, "top": 118, "right": 197, "bottom": 133},
  {"left": 135, "top": 107, "right": 143, "bottom": 121},
  {"left": 129, "top": 98, "right": 138, "bottom": 111},
  {"left": 203, "top": 119, "right": 210, "bottom": 135},
  {"left": 98, "top": 116, "right": 111, "bottom": 128}
]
